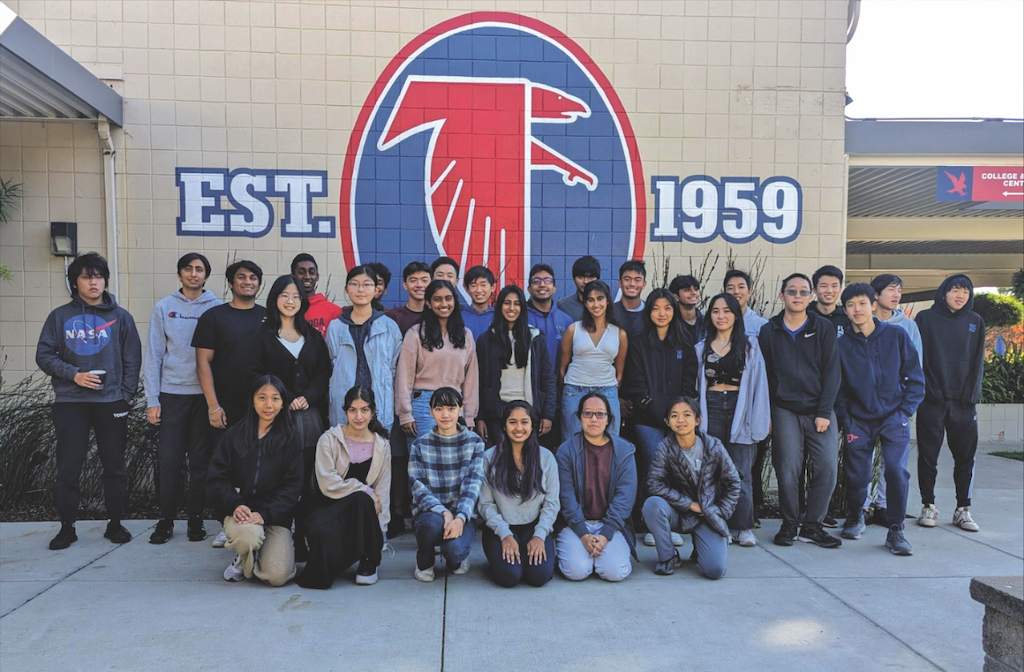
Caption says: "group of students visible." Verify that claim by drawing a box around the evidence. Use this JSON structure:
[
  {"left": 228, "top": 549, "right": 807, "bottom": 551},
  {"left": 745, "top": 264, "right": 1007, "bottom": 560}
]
[{"left": 34, "top": 247, "right": 986, "bottom": 587}]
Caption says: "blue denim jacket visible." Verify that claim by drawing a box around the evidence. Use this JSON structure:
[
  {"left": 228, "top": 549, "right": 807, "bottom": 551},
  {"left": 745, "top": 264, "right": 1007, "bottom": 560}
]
[{"left": 325, "top": 313, "right": 403, "bottom": 429}]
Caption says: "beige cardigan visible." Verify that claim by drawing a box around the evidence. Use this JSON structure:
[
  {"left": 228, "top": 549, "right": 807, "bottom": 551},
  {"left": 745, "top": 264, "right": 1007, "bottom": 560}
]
[{"left": 314, "top": 425, "right": 392, "bottom": 535}]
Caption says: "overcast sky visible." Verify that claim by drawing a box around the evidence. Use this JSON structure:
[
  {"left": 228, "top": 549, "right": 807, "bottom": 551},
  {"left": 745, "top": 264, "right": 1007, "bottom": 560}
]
[{"left": 846, "top": 0, "right": 1024, "bottom": 119}]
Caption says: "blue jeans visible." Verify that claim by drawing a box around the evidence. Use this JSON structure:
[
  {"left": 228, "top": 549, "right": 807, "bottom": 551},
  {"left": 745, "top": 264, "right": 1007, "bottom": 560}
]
[
  {"left": 844, "top": 413, "right": 911, "bottom": 529},
  {"left": 706, "top": 390, "right": 755, "bottom": 530},
  {"left": 410, "top": 391, "right": 435, "bottom": 440},
  {"left": 481, "top": 523, "right": 555, "bottom": 587},
  {"left": 560, "top": 384, "right": 620, "bottom": 443},
  {"left": 642, "top": 496, "right": 728, "bottom": 580},
  {"left": 634, "top": 423, "right": 668, "bottom": 500},
  {"left": 413, "top": 511, "right": 476, "bottom": 571}
]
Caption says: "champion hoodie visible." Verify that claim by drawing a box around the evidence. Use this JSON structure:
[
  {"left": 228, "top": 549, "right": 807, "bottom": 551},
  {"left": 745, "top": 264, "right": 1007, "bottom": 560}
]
[
  {"left": 144, "top": 289, "right": 222, "bottom": 406},
  {"left": 914, "top": 274, "right": 986, "bottom": 404},
  {"left": 758, "top": 312, "right": 840, "bottom": 418},
  {"left": 36, "top": 291, "right": 142, "bottom": 404},
  {"left": 836, "top": 319, "right": 925, "bottom": 425}
]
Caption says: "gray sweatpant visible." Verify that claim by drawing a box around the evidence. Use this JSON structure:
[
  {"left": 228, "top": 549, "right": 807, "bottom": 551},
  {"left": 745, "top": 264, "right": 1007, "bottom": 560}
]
[{"left": 771, "top": 407, "right": 838, "bottom": 527}]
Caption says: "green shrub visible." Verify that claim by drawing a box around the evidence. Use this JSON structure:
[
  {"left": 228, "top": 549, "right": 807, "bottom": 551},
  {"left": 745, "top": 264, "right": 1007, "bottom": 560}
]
[
  {"left": 974, "top": 293, "right": 1024, "bottom": 328},
  {"left": 981, "top": 343, "right": 1024, "bottom": 404},
  {"left": 1012, "top": 269, "right": 1024, "bottom": 303}
]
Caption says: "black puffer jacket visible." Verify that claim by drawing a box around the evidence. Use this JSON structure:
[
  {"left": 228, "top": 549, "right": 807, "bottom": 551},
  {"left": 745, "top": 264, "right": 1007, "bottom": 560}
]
[
  {"left": 206, "top": 424, "right": 303, "bottom": 528},
  {"left": 647, "top": 431, "right": 740, "bottom": 538}
]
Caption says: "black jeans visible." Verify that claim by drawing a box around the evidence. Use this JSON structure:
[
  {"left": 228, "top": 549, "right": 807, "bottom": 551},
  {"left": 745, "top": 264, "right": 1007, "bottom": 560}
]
[
  {"left": 157, "top": 393, "right": 212, "bottom": 519},
  {"left": 53, "top": 400, "right": 129, "bottom": 522},
  {"left": 917, "top": 400, "right": 978, "bottom": 507},
  {"left": 481, "top": 523, "right": 555, "bottom": 588}
]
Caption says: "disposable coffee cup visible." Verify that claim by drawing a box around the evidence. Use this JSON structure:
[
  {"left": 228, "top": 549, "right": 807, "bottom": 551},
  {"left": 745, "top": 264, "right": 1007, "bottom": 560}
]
[{"left": 89, "top": 370, "right": 107, "bottom": 390}]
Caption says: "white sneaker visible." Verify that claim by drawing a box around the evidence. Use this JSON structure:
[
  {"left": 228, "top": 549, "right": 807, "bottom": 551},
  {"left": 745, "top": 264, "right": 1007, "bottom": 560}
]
[
  {"left": 453, "top": 559, "right": 471, "bottom": 575},
  {"left": 643, "top": 532, "right": 656, "bottom": 546},
  {"left": 953, "top": 507, "right": 980, "bottom": 532},
  {"left": 737, "top": 529, "right": 757, "bottom": 547},
  {"left": 223, "top": 555, "right": 244, "bottom": 582},
  {"left": 414, "top": 566, "right": 435, "bottom": 583},
  {"left": 671, "top": 532, "right": 685, "bottom": 547},
  {"left": 212, "top": 530, "right": 227, "bottom": 548},
  {"left": 355, "top": 569, "right": 379, "bottom": 585},
  {"left": 917, "top": 504, "right": 938, "bottom": 528}
]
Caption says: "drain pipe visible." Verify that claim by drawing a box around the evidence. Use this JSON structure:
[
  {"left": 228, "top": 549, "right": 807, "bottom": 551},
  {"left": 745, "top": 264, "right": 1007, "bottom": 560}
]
[{"left": 97, "top": 117, "right": 120, "bottom": 299}]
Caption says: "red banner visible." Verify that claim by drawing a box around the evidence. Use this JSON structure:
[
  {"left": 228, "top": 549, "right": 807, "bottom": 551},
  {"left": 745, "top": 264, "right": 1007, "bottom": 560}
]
[{"left": 971, "top": 167, "right": 1024, "bottom": 201}]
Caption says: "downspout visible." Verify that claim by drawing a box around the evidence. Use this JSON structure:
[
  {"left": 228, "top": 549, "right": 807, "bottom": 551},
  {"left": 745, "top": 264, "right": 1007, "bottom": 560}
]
[{"left": 97, "top": 117, "right": 120, "bottom": 299}]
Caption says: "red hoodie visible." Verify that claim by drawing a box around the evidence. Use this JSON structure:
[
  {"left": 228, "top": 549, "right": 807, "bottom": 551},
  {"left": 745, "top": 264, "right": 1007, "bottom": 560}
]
[{"left": 305, "top": 293, "right": 342, "bottom": 338}]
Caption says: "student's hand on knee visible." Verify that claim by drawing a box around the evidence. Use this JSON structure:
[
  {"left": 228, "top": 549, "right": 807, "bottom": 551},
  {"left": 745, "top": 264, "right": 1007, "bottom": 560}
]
[
  {"left": 146, "top": 406, "right": 161, "bottom": 425},
  {"left": 527, "top": 536, "right": 546, "bottom": 565},
  {"left": 539, "top": 419, "right": 552, "bottom": 436},
  {"left": 592, "top": 534, "right": 609, "bottom": 556},
  {"left": 815, "top": 417, "right": 830, "bottom": 433},
  {"left": 444, "top": 516, "right": 464, "bottom": 540},
  {"left": 501, "top": 535, "right": 520, "bottom": 564},
  {"left": 233, "top": 505, "right": 252, "bottom": 523},
  {"left": 247, "top": 512, "right": 264, "bottom": 526},
  {"left": 402, "top": 421, "right": 417, "bottom": 437}
]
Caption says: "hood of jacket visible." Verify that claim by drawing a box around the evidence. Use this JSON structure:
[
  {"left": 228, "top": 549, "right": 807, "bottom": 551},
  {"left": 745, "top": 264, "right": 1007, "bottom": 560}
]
[
  {"left": 72, "top": 290, "right": 118, "bottom": 311},
  {"left": 338, "top": 306, "right": 383, "bottom": 327},
  {"left": 931, "top": 274, "right": 975, "bottom": 316},
  {"left": 171, "top": 289, "right": 220, "bottom": 306}
]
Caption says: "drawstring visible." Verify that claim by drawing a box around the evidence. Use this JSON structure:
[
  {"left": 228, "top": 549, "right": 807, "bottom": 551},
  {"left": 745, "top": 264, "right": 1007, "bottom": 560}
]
[{"left": 382, "top": 542, "right": 395, "bottom": 559}]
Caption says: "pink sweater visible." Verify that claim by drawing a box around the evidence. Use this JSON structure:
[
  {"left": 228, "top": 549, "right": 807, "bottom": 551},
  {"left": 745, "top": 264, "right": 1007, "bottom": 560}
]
[{"left": 395, "top": 326, "right": 479, "bottom": 427}]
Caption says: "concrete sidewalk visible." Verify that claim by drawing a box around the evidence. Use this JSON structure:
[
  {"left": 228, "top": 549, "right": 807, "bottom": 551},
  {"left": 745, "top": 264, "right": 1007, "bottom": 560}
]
[{"left": 2, "top": 445, "right": 1021, "bottom": 671}]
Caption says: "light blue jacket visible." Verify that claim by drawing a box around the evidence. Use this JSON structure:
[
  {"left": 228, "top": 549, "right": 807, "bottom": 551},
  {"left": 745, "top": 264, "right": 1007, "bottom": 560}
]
[
  {"left": 325, "top": 313, "right": 403, "bottom": 429},
  {"left": 696, "top": 337, "right": 771, "bottom": 445}
]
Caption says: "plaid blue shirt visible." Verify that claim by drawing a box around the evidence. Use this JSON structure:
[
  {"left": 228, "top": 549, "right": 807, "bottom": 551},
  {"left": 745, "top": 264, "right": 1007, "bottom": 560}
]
[{"left": 409, "top": 427, "right": 485, "bottom": 522}]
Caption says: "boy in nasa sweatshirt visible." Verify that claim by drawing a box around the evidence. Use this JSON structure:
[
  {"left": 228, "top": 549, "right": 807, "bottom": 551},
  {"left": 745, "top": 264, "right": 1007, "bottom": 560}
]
[{"left": 35, "top": 253, "right": 142, "bottom": 551}]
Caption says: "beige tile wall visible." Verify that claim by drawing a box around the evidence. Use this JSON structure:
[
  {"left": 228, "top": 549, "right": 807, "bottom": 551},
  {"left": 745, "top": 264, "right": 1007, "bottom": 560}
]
[{"left": 0, "top": 0, "right": 848, "bottom": 384}]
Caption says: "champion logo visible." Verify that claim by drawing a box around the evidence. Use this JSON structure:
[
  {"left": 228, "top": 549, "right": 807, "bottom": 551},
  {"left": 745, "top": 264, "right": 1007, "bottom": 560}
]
[
  {"left": 167, "top": 312, "right": 199, "bottom": 320},
  {"left": 339, "top": 12, "right": 646, "bottom": 302}
]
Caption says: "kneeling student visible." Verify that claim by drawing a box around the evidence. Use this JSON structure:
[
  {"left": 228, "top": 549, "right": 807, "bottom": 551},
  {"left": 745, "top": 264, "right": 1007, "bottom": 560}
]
[
  {"left": 555, "top": 393, "right": 637, "bottom": 582},
  {"left": 409, "top": 388, "right": 486, "bottom": 582},
  {"left": 206, "top": 375, "right": 303, "bottom": 586},
  {"left": 643, "top": 397, "right": 740, "bottom": 579},
  {"left": 836, "top": 284, "right": 924, "bottom": 555},
  {"left": 478, "top": 401, "right": 560, "bottom": 587},
  {"left": 298, "top": 386, "right": 392, "bottom": 589}
]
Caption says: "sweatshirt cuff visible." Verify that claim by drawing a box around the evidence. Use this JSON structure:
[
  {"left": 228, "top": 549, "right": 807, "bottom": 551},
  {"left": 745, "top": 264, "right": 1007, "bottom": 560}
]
[
  {"left": 494, "top": 521, "right": 512, "bottom": 539},
  {"left": 147, "top": 395, "right": 160, "bottom": 407},
  {"left": 533, "top": 523, "right": 552, "bottom": 540},
  {"left": 571, "top": 521, "right": 590, "bottom": 539},
  {"left": 599, "top": 522, "right": 617, "bottom": 541},
  {"left": 399, "top": 413, "right": 414, "bottom": 427}
]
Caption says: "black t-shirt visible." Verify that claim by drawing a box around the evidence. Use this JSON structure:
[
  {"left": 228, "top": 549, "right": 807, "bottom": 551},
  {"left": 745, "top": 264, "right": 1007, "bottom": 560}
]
[{"left": 191, "top": 303, "right": 267, "bottom": 423}]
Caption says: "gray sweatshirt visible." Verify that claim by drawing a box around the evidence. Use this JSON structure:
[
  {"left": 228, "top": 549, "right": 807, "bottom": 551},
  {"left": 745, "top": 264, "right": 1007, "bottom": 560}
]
[
  {"left": 477, "top": 446, "right": 561, "bottom": 540},
  {"left": 884, "top": 310, "right": 923, "bottom": 366},
  {"left": 144, "top": 289, "right": 223, "bottom": 406},
  {"left": 35, "top": 292, "right": 142, "bottom": 404}
]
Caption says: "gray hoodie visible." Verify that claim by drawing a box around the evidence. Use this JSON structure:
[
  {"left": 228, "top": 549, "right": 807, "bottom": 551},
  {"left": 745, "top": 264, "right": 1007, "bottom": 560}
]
[
  {"left": 36, "top": 292, "right": 142, "bottom": 404},
  {"left": 144, "top": 289, "right": 223, "bottom": 406},
  {"left": 884, "top": 310, "right": 923, "bottom": 366}
]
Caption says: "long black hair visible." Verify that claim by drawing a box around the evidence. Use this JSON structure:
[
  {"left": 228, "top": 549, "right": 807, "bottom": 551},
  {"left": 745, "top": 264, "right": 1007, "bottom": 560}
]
[
  {"left": 419, "top": 279, "right": 467, "bottom": 351},
  {"left": 343, "top": 385, "right": 389, "bottom": 440},
  {"left": 237, "top": 375, "right": 295, "bottom": 457},
  {"left": 264, "top": 275, "right": 315, "bottom": 339},
  {"left": 640, "top": 287, "right": 688, "bottom": 349},
  {"left": 580, "top": 280, "right": 618, "bottom": 333},
  {"left": 488, "top": 401, "right": 546, "bottom": 500},
  {"left": 701, "top": 292, "right": 748, "bottom": 372},
  {"left": 488, "top": 284, "right": 531, "bottom": 369}
]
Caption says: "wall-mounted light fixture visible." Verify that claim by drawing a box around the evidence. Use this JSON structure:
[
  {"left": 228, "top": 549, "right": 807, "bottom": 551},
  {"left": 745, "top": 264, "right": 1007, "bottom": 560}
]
[{"left": 50, "top": 222, "right": 78, "bottom": 257}]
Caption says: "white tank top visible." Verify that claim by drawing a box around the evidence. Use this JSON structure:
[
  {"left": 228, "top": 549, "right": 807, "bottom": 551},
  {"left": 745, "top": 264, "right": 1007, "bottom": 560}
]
[{"left": 564, "top": 321, "right": 619, "bottom": 389}]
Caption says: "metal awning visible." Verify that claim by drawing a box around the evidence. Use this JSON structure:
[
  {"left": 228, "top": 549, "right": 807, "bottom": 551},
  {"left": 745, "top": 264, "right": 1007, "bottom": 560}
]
[
  {"left": 848, "top": 165, "right": 1023, "bottom": 218},
  {"left": 0, "top": 3, "right": 122, "bottom": 126}
]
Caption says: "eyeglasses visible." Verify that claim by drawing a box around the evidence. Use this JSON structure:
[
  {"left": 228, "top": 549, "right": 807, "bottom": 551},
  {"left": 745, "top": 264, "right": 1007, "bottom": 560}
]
[
  {"left": 347, "top": 282, "right": 376, "bottom": 290},
  {"left": 581, "top": 411, "right": 608, "bottom": 420},
  {"left": 530, "top": 277, "right": 554, "bottom": 286},
  {"left": 784, "top": 289, "right": 812, "bottom": 297},
  {"left": 279, "top": 294, "right": 301, "bottom": 302}
]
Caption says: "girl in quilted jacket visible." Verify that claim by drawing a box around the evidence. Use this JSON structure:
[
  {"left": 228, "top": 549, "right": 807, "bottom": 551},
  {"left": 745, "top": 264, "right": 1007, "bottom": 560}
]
[{"left": 642, "top": 397, "right": 741, "bottom": 579}]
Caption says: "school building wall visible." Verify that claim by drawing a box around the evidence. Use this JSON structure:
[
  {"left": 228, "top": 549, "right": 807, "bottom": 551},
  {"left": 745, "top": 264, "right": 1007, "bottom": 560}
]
[{"left": 0, "top": 0, "right": 849, "bottom": 385}]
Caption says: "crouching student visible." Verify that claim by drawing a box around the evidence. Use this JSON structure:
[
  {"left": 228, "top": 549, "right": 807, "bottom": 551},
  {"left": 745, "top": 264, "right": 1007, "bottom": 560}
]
[
  {"left": 409, "top": 387, "right": 486, "bottom": 582},
  {"left": 478, "top": 401, "right": 560, "bottom": 587},
  {"left": 298, "top": 387, "right": 392, "bottom": 589},
  {"left": 643, "top": 397, "right": 740, "bottom": 580},
  {"left": 206, "top": 375, "right": 303, "bottom": 586},
  {"left": 836, "top": 285, "right": 924, "bottom": 555},
  {"left": 555, "top": 393, "right": 637, "bottom": 582}
]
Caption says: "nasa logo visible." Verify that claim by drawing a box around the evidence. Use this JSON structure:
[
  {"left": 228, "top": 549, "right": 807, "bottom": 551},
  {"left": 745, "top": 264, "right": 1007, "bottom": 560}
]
[
  {"left": 339, "top": 12, "right": 646, "bottom": 301},
  {"left": 64, "top": 315, "right": 117, "bottom": 356}
]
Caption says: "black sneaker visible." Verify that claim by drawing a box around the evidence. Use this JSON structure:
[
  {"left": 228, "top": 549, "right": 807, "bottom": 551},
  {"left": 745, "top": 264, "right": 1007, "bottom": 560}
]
[
  {"left": 187, "top": 517, "right": 207, "bottom": 542},
  {"left": 49, "top": 522, "right": 78, "bottom": 550},
  {"left": 386, "top": 516, "right": 406, "bottom": 539},
  {"left": 149, "top": 519, "right": 173, "bottom": 544},
  {"left": 774, "top": 523, "right": 799, "bottom": 547},
  {"left": 654, "top": 553, "right": 683, "bottom": 576},
  {"left": 870, "top": 507, "right": 888, "bottom": 527},
  {"left": 797, "top": 524, "right": 842, "bottom": 549},
  {"left": 355, "top": 558, "right": 379, "bottom": 585},
  {"left": 104, "top": 521, "right": 132, "bottom": 544},
  {"left": 822, "top": 515, "right": 839, "bottom": 529}
]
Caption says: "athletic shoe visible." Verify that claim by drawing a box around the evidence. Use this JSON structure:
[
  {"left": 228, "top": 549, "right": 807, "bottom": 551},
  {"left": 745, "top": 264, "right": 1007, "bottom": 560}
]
[
  {"left": 453, "top": 559, "right": 471, "bottom": 575},
  {"left": 671, "top": 532, "right": 684, "bottom": 547},
  {"left": 49, "top": 522, "right": 77, "bottom": 550},
  {"left": 643, "top": 532, "right": 656, "bottom": 546},
  {"left": 773, "top": 523, "right": 799, "bottom": 547},
  {"left": 104, "top": 522, "right": 132, "bottom": 544},
  {"left": 953, "top": 507, "right": 980, "bottom": 532},
  {"left": 737, "top": 529, "right": 757, "bottom": 547},
  {"left": 822, "top": 515, "right": 839, "bottom": 529},
  {"left": 149, "top": 519, "right": 173, "bottom": 544},
  {"left": 917, "top": 504, "right": 938, "bottom": 528},
  {"left": 869, "top": 507, "right": 888, "bottom": 527},
  {"left": 414, "top": 566, "right": 435, "bottom": 583},
  {"left": 885, "top": 526, "right": 913, "bottom": 556},
  {"left": 223, "top": 555, "right": 244, "bottom": 582},
  {"left": 212, "top": 530, "right": 227, "bottom": 547},
  {"left": 186, "top": 517, "right": 206, "bottom": 542},
  {"left": 654, "top": 553, "right": 684, "bottom": 576},
  {"left": 355, "top": 559, "right": 379, "bottom": 585},
  {"left": 841, "top": 511, "right": 866, "bottom": 540},
  {"left": 797, "top": 525, "right": 842, "bottom": 549}
]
